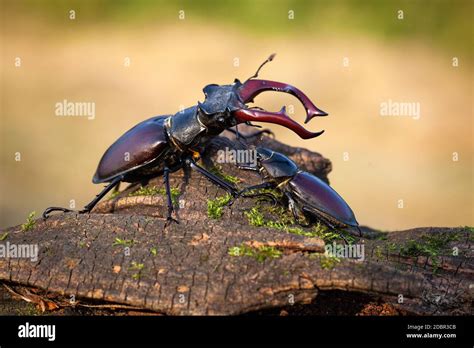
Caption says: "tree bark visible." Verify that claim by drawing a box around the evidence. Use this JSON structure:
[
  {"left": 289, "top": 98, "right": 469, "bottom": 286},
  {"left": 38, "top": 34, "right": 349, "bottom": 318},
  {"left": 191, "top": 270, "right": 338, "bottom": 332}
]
[{"left": 0, "top": 131, "right": 472, "bottom": 315}]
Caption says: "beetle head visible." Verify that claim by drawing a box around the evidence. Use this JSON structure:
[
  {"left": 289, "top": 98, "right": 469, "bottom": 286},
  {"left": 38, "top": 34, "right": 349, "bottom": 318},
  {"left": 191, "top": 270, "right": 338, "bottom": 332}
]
[
  {"left": 197, "top": 54, "right": 328, "bottom": 138},
  {"left": 197, "top": 83, "right": 245, "bottom": 132},
  {"left": 256, "top": 147, "right": 298, "bottom": 181}
]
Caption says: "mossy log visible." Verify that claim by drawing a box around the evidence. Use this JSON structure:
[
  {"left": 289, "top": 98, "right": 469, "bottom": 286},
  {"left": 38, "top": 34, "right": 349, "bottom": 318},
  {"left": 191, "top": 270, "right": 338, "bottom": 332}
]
[{"left": 0, "top": 130, "right": 472, "bottom": 315}]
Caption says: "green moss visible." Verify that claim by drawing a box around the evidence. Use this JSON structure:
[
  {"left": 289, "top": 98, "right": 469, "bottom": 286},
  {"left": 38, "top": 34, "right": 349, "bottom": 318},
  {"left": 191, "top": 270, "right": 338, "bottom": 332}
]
[
  {"left": 376, "top": 233, "right": 388, "bottom": 241},
  {"left": 0, "top": 232, "right": 8, "bottom": 241},
  {"left": 15, "top": 302, "right": 40, "bottom": 316},
  {"left": 465, "top": 226, "right": 474, "bottom": 242},
  {"left": 400, "top": 233, "right": 459, "bottom": 258},
  {"left": 246, "top": 188, "right": 284, "bottom": 201},
  {"left": 244, "top": 205, "right": 355, "bottom": 243},
  {"left": 21, "top": 211, "right": 36, "bottom": 231},
  {"left": 112, "top": 238, "right": 136, "bottom": 247},
  {"left": 130, "top": 261, "right": 144, "bottom": 270},
  {"left": 244, "top": 206, "right": 266, "bottom": 227},
  {"left": 310, "top": 223, "right": 356, "bottom": 244},
  {"left": 128, "top": 186, "right": 180, "bottom": 204},
  {"left": 160, "top": 188, "right": 181, "bottom": 205},
  {"left": 308, "top": 252, "right": 341, "bottom": 269},
  {"left": 244, "top": 204, "right": 352, "bottom": 243},
  {"left": 109, "top": 190, "right": 121, "bottom": 199},
  {"left": 374, "top": 245, "right": 384, "bottom": 259},
  {"left": 266, "top": 203, "right": 346, "bottom": 241},
  {"left": 398, "top": 232, "right": 461, "bottom": 274},
  {"left": 375, "top": 233, "right": 460, "bottom": 264},
  {"left": 129, "top": 261, "right": 145, "bottom": 280},
  {"left": 264, "top": 204, "right": 292, "bottom": 223},
  {"left": 207, "top": 194, "right": 232, "bottom": 219},
  {"left": 244, "top": 205, "right": 296, "bottom": 231},
  {"left": 319, "top": 254, "right": 341, "bottom": 269},
  {"left": 249, "top": 204, "right": 278, "bottom": 227},
  {"left": 228, "top": 244, "right": 282, "bottom": 263},
  {"left": 129, "top": 185, "right": 161, "bottom": 196},
  {"left": 150, "top": 247, "right": 157, "bottom": 256},
  {"left": 386, "top": 242, "right": 398, "bottom": 253},
  {"left": 209, "top": 165, "right": 240, "bottom": 185}
]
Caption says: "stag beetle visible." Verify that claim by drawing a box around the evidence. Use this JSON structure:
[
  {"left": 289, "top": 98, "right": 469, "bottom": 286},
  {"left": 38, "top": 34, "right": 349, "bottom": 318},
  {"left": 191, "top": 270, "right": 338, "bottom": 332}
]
[
  {"left": 234, "top": 147, "right": 360, "bottom": 234},
  {"left": 43, "top": 54, "right": 328, "bottom": 223}
]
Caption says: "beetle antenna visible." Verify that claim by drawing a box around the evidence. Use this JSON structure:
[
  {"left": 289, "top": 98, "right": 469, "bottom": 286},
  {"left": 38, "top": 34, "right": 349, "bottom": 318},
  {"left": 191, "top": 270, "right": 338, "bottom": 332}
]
[{"left": 245, "top": 53, "right": 276, "bottom": 83}]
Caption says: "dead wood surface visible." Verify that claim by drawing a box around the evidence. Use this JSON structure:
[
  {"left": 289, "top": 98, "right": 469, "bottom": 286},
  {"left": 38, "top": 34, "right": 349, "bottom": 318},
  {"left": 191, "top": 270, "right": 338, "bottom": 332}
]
[{"left": 0, "top": 131, "right": 472, "bottom": 315}]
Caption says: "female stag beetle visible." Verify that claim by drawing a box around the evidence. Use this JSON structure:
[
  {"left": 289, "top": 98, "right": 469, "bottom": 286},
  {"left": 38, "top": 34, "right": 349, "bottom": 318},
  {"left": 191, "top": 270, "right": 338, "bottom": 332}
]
[
  {"left": 234, "top": 147, "right": 360, "bottom": 235},
  {"left": 43, "top": 54, "right": 328, "bottom": 223}
]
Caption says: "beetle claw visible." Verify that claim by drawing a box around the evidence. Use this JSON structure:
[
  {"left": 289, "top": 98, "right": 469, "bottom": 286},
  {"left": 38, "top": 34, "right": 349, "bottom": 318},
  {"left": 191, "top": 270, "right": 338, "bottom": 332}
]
[
  {"left": 42, "top": 207, "right": 74, "bottom": 220},
  {"left": 165, "top": 216, "right": 179, "bottom": 226}
]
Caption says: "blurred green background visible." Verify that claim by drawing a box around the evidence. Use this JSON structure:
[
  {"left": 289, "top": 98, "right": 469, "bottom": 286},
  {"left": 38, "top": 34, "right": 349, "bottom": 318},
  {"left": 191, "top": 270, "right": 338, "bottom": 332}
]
[
  {"left": 1, "top": 0, "right": 472, "bottom": 230},
  {"left": 5, "top": 0, "right": 472, "bottom": 54}
]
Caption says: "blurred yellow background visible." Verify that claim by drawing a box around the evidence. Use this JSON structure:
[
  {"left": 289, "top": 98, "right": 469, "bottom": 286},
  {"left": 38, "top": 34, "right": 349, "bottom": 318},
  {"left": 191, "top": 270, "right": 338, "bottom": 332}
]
[{"left": 1, "top": 0, "right": 472, "bottom": 230}]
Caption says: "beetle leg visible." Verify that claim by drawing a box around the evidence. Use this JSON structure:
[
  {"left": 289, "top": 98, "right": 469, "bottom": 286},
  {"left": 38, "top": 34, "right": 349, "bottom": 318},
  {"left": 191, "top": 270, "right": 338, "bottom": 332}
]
[
  {"left": 288, "top": 196, "right": 299, "bottom": 222},
  {"left": 285, "top": 193, "right": 311, "bottom": 227},
  {"left": 42, "top": 207, "right": 74, "bottom": 219},
  {"left": 230, "top": 182, "right": 277, "bottom": 206},
  {"left": 227, "top": 127, "right": 274, "bottom": 140},
  {"left": 186, "top": 158, "right": 237, "bottom": 197},
  {"left": 236, "top": 163, "right": 259, "bottom": 171},
  {"left": 248, "top": 127, "right": 275, "bottom": 139},
  {"left": 42, "top": 175, "right": 123, "bottom": 219},
  {"left": 80, "top": 175, "right": 123, "bottom": 213},
  {"left": 300, "top": 206, "right": 354, "bottom": 244},
  {"left": 113, "top": 182, "right": 121, "bottom": 194},
  {"left": 163, "top": 167, "right": 179, "bottom": 225}
]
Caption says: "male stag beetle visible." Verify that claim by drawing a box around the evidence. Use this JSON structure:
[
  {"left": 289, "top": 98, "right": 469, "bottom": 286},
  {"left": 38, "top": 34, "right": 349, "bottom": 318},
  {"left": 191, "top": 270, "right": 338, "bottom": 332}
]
[
  {"left": 43, "top": 54, "right": 328, "bottom": 223},
  {"left": 234, "top": 147, "right": 360, "bottom": 235}
]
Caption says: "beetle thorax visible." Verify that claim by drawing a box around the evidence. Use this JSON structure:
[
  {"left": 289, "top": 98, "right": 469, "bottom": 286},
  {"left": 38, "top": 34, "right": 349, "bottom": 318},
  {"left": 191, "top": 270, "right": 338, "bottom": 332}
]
[{"left": 166, "top": 106, "right": 206, "bottom": 151}]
